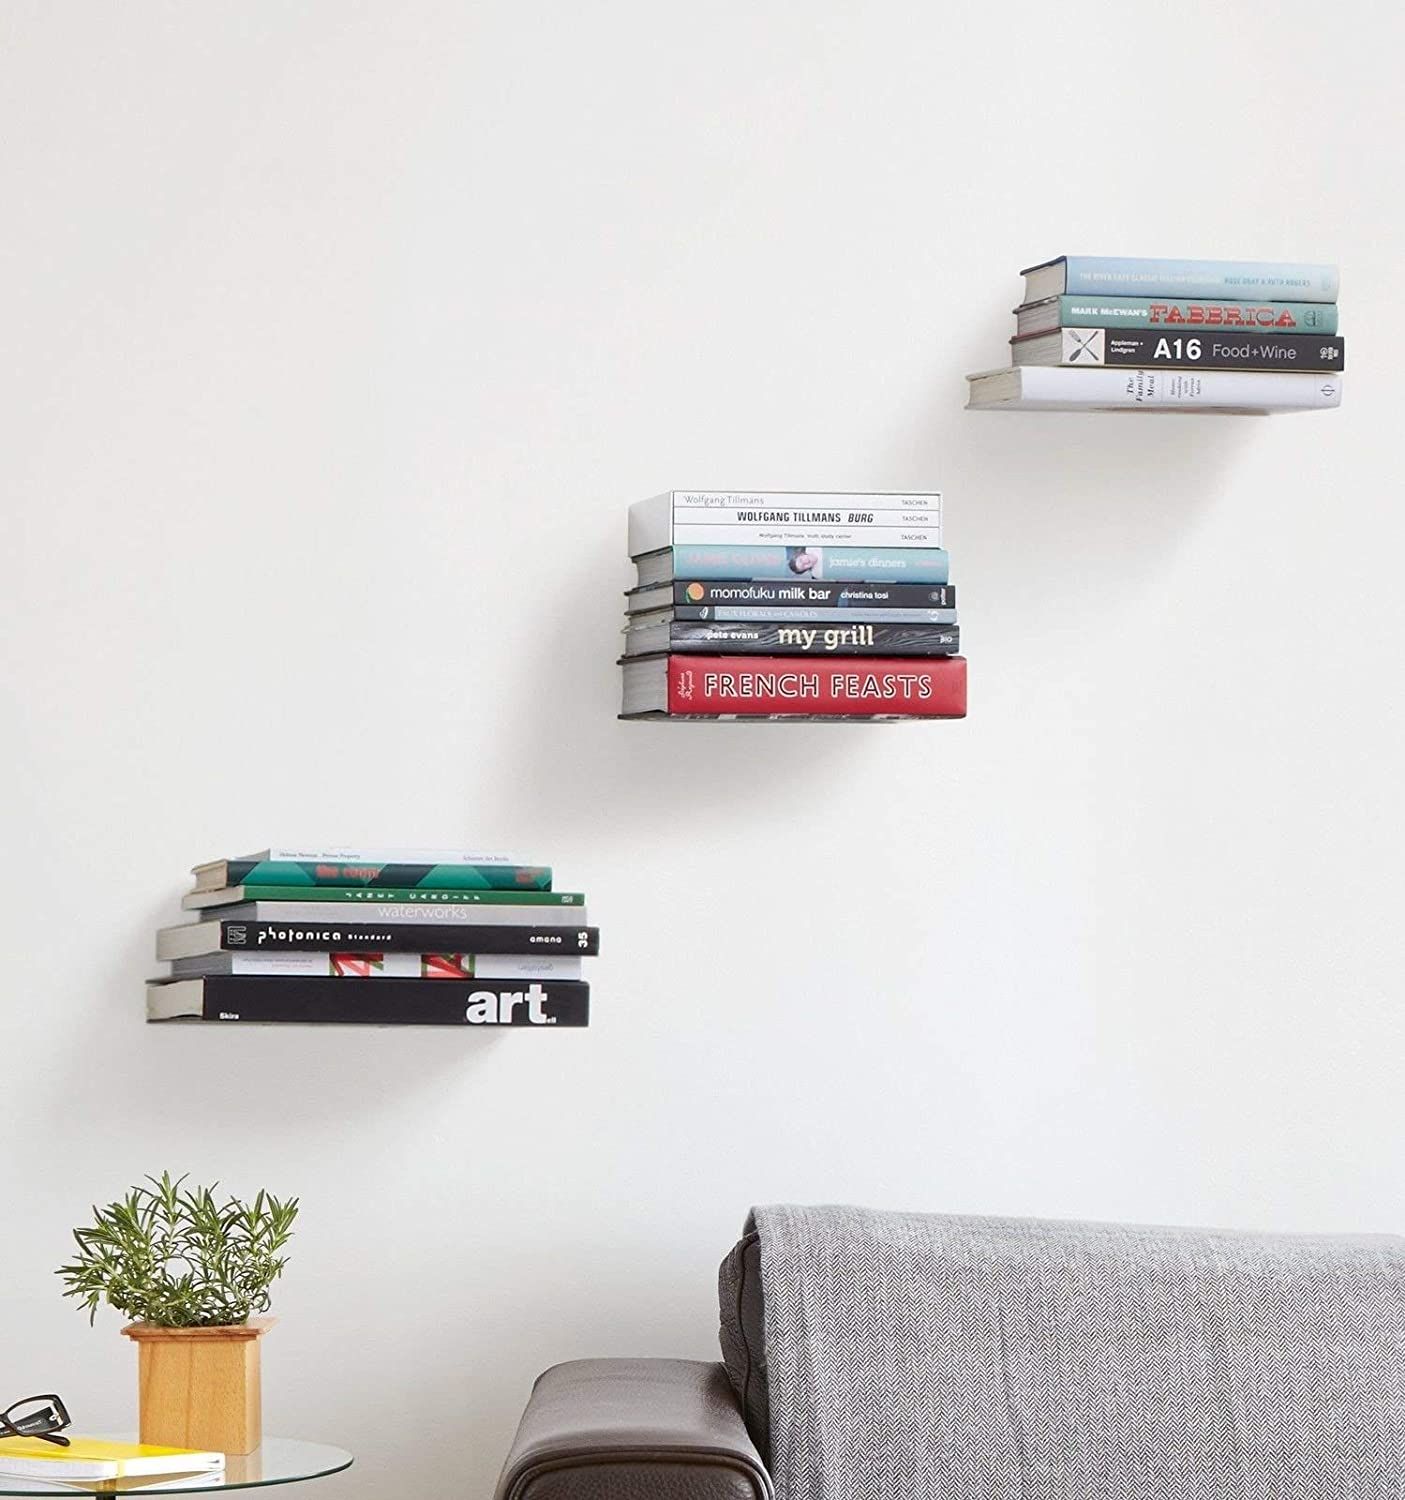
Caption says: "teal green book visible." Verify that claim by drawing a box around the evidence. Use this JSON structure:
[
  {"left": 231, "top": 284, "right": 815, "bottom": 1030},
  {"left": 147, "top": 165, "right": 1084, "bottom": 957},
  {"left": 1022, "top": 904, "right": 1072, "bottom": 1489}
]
[
  {"left": 196, "top": 858, "right": 550, "bottom": 893},
  {"left": 183, "top": 885, "right": 582, "bottom": 911}
]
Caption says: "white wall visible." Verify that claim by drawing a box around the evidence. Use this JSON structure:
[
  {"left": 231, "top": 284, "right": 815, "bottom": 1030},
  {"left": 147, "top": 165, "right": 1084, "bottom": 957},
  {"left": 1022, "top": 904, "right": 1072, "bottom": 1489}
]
[{"left": 3, "top": 0, "right": 1402, "bottom": 1493}]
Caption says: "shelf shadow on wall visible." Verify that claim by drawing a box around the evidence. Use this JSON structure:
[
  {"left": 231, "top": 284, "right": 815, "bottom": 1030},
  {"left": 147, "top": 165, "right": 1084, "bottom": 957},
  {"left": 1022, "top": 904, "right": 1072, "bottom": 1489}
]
[
  {"left": 474, "top": 529, "right": 898, "bottom": 843},
  {"left": 888, "top": 364, "right": 1258, "bottom": 640},
  {"left": 37, "top": 893, "right": 497, "bottom": 1146}
]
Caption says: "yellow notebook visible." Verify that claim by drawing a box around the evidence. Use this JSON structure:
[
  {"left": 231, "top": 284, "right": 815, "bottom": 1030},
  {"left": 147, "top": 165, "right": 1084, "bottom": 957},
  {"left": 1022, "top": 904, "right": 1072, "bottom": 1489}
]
[{"left": 0, "top": 1439, "right": 224, "bottom": 1482}]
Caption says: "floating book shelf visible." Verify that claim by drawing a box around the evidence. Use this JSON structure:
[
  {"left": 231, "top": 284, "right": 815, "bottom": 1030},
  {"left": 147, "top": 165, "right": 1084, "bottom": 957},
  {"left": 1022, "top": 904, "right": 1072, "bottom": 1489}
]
[
  {"left": 618, "top": 491, "right": 967, "bottom": 723},
  {"left": 967, "top": 255, "right": 1343, "bottom": 415},
  {"left": 144, "top": 849, "right": 596, "bottom": 1028}
]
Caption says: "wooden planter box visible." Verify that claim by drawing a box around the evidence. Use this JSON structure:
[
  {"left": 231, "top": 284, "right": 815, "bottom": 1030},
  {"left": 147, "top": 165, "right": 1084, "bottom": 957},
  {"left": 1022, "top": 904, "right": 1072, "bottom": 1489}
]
[{"left": 121, "top": 1319, "right": 274, "bottom": 1455}]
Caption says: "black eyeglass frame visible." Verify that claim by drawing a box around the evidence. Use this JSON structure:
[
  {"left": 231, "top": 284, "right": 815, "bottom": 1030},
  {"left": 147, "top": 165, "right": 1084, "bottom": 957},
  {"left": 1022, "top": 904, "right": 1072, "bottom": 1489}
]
[{"left": 0, "top": 1395, "right": 72, "bottom": 1448}]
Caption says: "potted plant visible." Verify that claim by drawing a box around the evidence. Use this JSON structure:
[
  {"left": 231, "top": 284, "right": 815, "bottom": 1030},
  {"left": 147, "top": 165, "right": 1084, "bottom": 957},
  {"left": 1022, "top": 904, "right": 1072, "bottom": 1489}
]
[{"left": 57, "top": 1173, "right": 298, "bottom": 1454}]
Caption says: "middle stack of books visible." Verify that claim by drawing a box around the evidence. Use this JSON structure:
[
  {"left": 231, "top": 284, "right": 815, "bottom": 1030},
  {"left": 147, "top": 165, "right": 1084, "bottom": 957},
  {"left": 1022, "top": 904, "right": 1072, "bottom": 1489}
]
[
  {"left": 619, "top": 490, "right": 968, "bottom": 721},
  {"left": 147, "top": 847, "right": 596, "bottom": 1027}
]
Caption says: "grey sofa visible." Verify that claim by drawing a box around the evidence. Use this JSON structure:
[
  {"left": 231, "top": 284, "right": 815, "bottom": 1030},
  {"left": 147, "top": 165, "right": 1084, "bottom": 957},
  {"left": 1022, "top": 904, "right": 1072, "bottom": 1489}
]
[{"left": 494, "top": 1205, "right": 1405, "bottom": 1500}]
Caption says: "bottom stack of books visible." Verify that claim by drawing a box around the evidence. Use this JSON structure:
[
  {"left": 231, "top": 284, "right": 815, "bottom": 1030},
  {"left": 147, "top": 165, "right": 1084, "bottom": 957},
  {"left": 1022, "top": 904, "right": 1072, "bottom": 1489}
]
[{"left": 146, "top": 847, "right": 596, "bottom": 1027}]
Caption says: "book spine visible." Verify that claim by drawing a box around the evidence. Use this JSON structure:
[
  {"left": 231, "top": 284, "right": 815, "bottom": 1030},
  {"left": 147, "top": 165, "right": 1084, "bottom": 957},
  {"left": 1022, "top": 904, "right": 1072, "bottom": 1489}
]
[
  {"left": 209, "top": 921, "right": 599, "bottom": 954},
  {"left": 672, "top": 605, "right": 958, "bottom": 624},
  {"left": 254, "top": 848, "right": 518, "bottom": 865},
  {"left": 223, "top": 860, "right": 551, "bottom": 891},
  {"left": 665, "top": 654, "right": 967, "bottom": 717},
  {"left": 664, "top": 622, "right": 960, "bottom": 655},
  {"left": 667, "top": 507, "right": 937, "bottom": 523},
  {"left": 1017, "top": 367, "right": 1343, "bottom": 410},
  {"left": 1063, "top": 257, "right": 1339, "bottom": 303},
  {"left": 663, "top": 521, "right": 942, "bottom": 549},
  {"left": 668, "top": 490, "right": 940, "bottom": 511},
  {"left": 189, "top": 886, "right": 584, "bottom": 907},
  {"left": 673, "top": 580, "right": 956, "bottom": 608},
  {"left": 150, "top": 976, "right": 591, "bottom": 1026},
  {"left": 214, "top": 901, "right": 589, "bottom": 925},
  {"left": 631, "top": 492, "right": 944, "bottom": 555},
  {"left": 665, "top": 546, "right": 951, "bottom": 583},
  {"left": 177, "top": 953, "right": 585, "bottom": 980},
  {"left": 1054, "top": 295, "right": 1339, "bottom": 334},
  {"left": 1059, "top": 328, "right": 1344, "bottom": 371}
]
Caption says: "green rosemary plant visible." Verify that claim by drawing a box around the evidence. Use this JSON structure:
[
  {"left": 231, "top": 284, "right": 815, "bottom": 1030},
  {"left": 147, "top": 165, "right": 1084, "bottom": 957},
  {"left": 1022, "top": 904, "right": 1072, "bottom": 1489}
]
[{"left": 57, "top": 1172, "right": 299, "bottom": 1328}]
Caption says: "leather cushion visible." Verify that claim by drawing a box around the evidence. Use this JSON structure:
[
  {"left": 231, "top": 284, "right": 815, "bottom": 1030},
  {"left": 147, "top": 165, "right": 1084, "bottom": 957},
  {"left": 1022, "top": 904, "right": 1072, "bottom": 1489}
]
[
  {"left": 520, "top": 1458, "right": 760, "bottom": 1500},
  {"left": 494, "top": 1359, "right": 770, "bottom": 1500},
  {"left": 717, "top": 1230, "right": 769, "bottom": 1457}
]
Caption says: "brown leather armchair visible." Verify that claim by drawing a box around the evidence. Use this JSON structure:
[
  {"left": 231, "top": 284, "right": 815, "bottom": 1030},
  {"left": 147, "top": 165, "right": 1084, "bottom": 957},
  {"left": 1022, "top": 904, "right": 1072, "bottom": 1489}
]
[{"left": 493, "top": 1359, "right": 770, "bottom": 1500}]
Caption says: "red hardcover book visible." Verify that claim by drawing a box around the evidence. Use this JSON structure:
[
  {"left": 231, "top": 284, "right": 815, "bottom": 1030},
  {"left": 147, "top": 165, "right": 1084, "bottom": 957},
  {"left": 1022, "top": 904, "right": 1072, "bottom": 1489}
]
[{"left": 621, "top": 654, "right": 967, "bottom": 719}]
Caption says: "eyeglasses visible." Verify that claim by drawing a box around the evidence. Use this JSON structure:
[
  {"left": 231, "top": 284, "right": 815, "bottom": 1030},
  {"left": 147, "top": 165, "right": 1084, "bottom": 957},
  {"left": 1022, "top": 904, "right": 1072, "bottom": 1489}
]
[{"left": 0, "top": 1395, "right": 72, "bottom": 1448}]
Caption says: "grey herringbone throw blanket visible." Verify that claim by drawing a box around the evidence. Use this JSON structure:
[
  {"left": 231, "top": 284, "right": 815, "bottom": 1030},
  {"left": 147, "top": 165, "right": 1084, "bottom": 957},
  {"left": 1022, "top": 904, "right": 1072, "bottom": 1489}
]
[{"left": 750, "top": 1204, "right": 1405, "bottom": 1500}]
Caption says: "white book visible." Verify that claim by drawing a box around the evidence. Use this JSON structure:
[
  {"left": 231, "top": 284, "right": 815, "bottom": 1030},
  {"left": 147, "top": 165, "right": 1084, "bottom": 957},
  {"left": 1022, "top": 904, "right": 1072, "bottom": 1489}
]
[
  {"left": 666, "top": 489, "right": 939, "bottom": 512},
  {"left": 629, "top": 490, "right": 943, "bottom": 556},
  {"left": 657, "top": 505, "right": 935, "bottom": 527},
  {"left": 169, "top": 952, "right": 583, "bottom": 980},
  {"left": 182, "top": 900, "right": 588, "bottom": 927},
  {"left": 662, "top": 522, "right": 942, "bottom": 549},
  {"left": 966, "top": 365, "right": 1342, "bottom": 414}
]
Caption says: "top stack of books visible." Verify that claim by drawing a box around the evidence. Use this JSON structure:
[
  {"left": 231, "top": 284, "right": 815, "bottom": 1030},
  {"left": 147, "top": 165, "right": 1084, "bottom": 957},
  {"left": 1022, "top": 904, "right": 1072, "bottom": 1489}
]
[
  {"left": 147, "top": 847, "right": 596, "bottom": 1027},
  {"left": 967, "top": 255, "right": 1343, "bottom": 414},
  {"left": 619, "top": 490, "right": 968, "bottom": 721}
]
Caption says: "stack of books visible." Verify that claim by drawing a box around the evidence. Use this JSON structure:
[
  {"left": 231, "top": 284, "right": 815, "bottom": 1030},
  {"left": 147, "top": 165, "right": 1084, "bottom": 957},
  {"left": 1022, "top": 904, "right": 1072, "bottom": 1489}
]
[
  {"left": 967, "top": 256, "right": 1343, "bottom": 414},
  {"left": 619, "top": 490, "right": 968, "bottom": 721},
  {"left": 146, "top": 847, "right": 596, "bottom": 1027}
]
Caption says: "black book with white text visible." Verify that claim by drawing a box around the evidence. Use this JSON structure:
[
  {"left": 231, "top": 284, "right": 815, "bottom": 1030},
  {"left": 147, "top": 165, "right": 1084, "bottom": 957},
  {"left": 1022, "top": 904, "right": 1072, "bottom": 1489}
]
[
  {"left": 147, "top": 975, "right": 590, "bottom": 1027},
  {"left": 156, "top": 920, "right": 599, "bottom": 961}
]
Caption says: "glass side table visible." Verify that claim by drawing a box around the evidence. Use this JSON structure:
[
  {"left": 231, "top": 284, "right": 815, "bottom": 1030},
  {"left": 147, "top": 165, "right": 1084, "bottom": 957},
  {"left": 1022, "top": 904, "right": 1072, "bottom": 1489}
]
[{"left": 0, "top": 1439, "right": 352, "bottom": 1496}]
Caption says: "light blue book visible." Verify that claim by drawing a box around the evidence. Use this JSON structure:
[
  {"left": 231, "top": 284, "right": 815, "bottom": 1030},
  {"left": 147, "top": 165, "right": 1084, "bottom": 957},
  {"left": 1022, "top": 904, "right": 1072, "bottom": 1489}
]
[
  {"left": 643, "top": 544, "right": 950, "bottom": 585},
  {"left": 1023, "top": 256, "right": 1339, "bottom": 304},
  {"left": 699, "top": 605, "right": 958, "bottom": 624}
]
